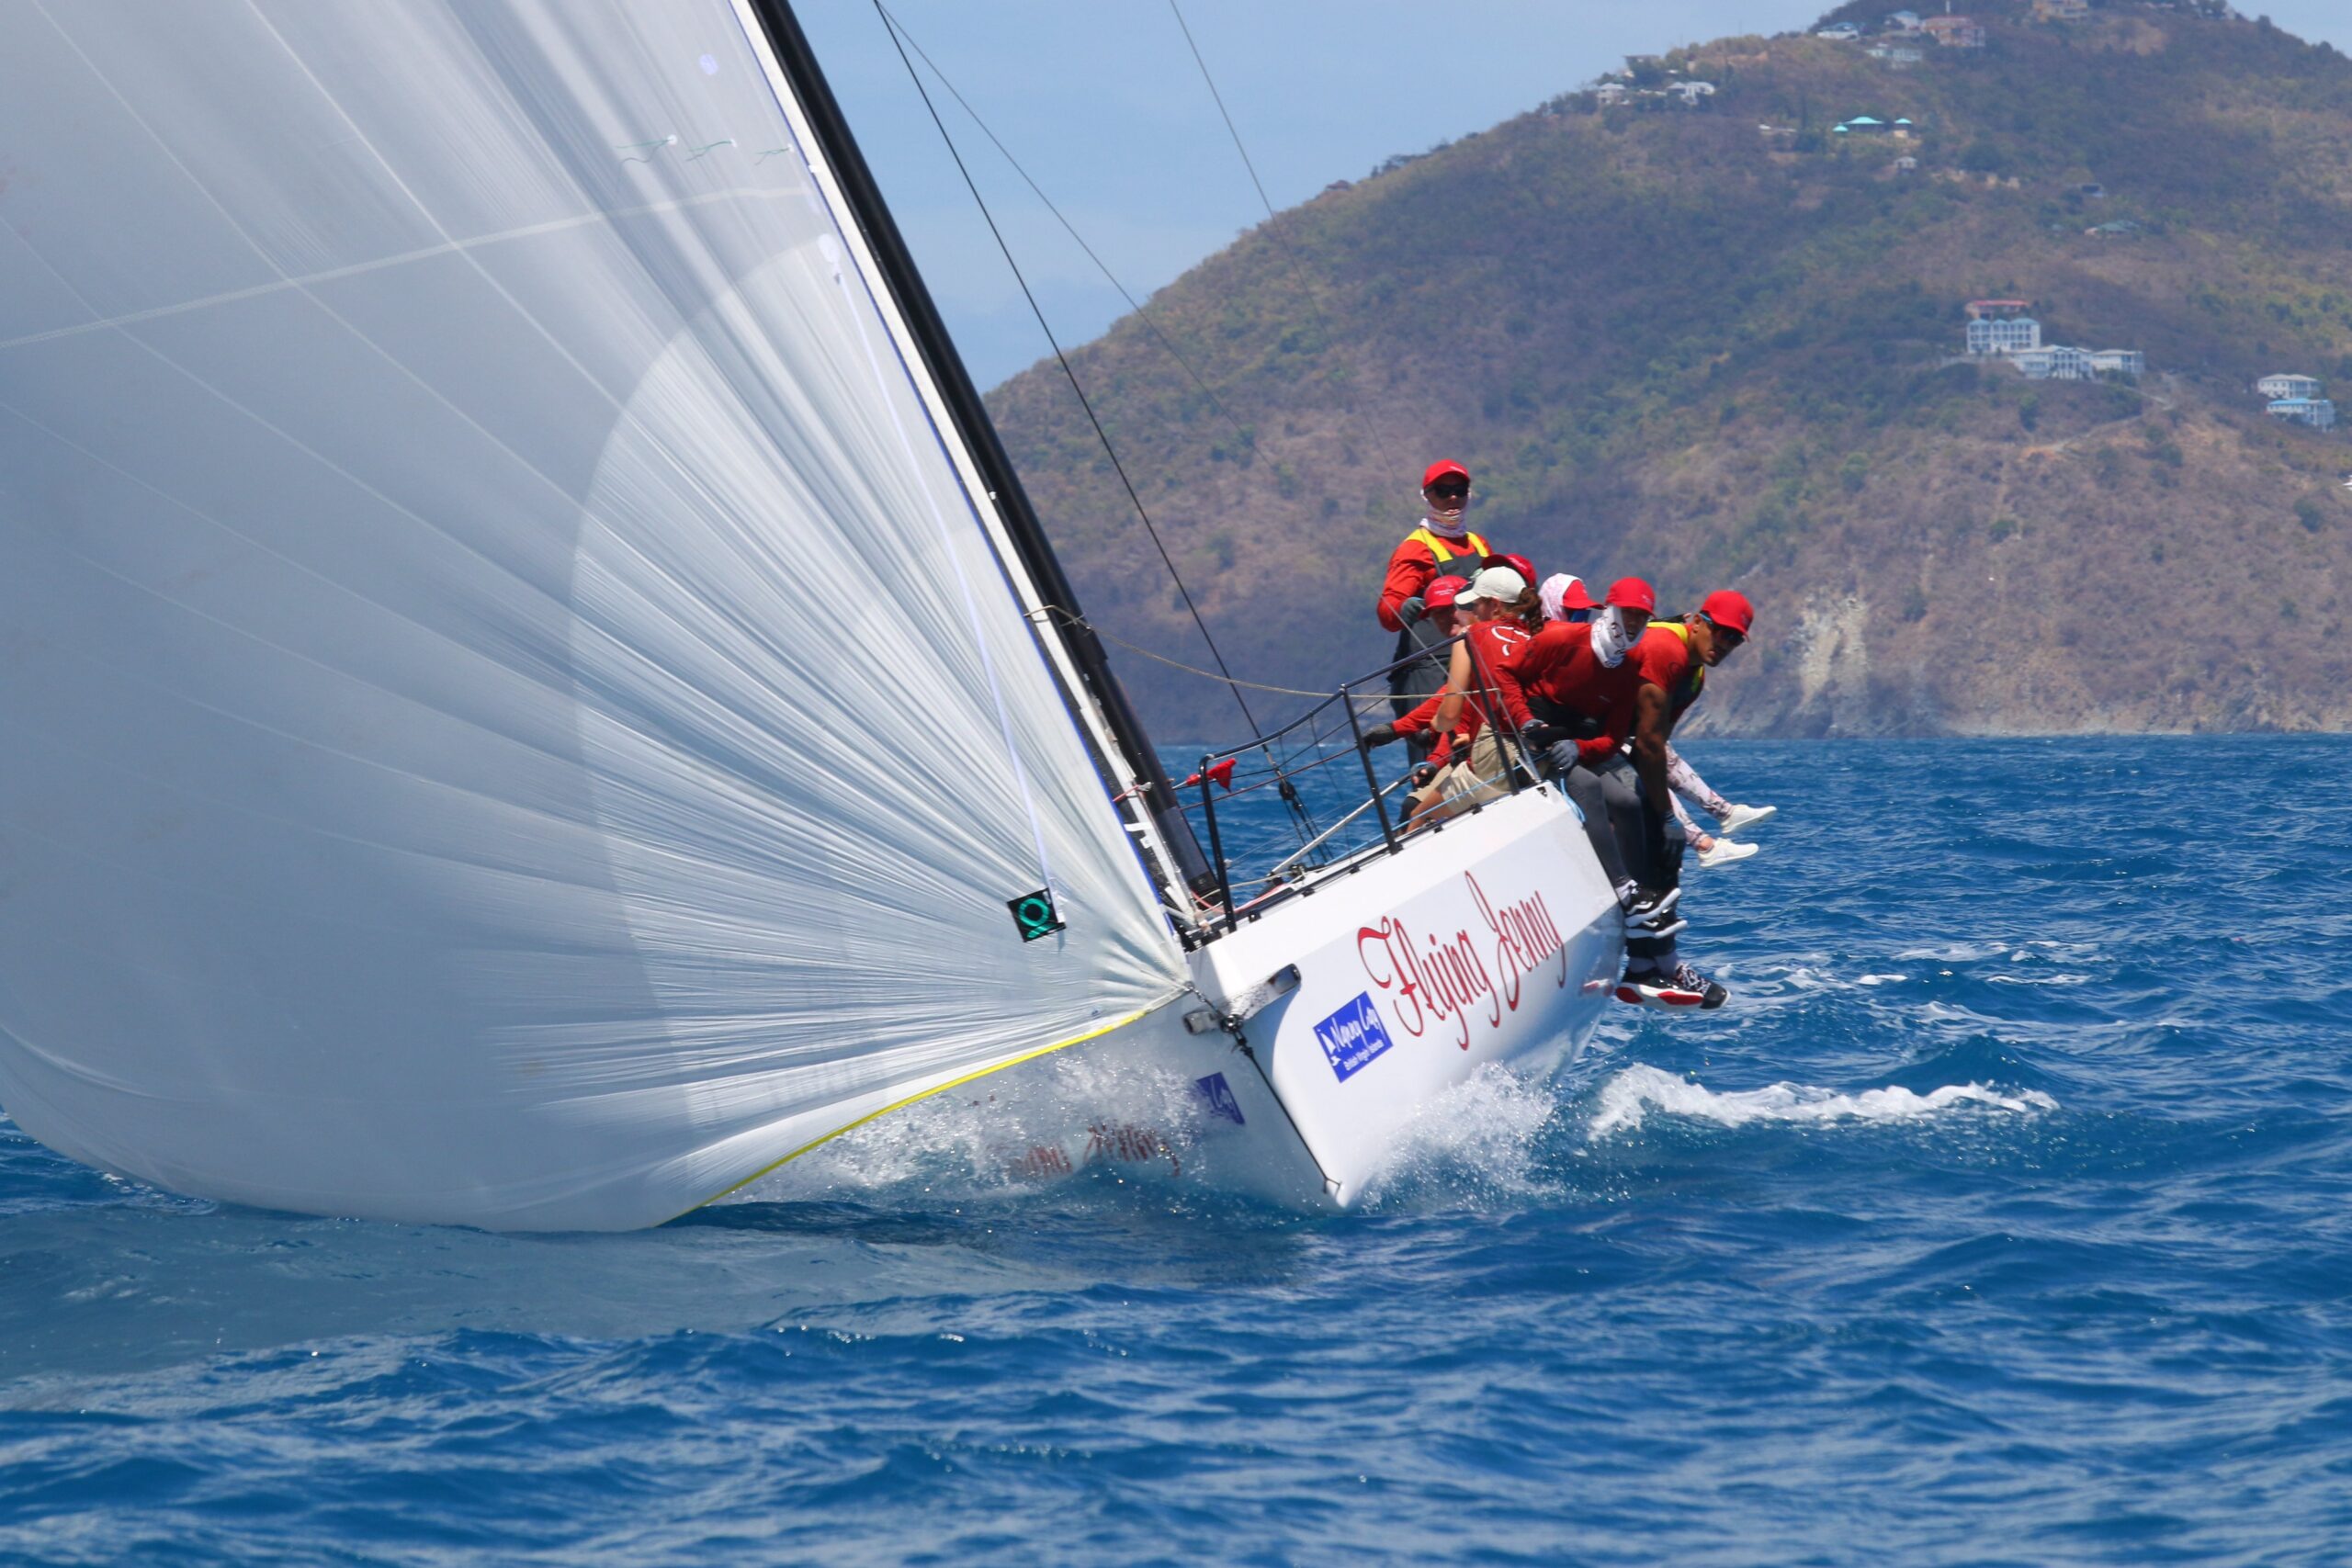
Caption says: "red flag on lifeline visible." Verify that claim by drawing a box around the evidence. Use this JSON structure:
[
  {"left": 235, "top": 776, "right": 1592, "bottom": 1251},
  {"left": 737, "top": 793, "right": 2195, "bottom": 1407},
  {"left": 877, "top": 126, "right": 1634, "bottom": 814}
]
[{"left": 1181, "top": 758, "right": 1237, "bottom": 791}]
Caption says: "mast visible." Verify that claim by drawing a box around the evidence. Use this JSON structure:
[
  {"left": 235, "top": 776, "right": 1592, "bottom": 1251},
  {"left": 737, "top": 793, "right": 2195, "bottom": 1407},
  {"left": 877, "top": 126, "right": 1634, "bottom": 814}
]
[{"left": 740, "top": 0, "right": 1215, "bottom": 904}]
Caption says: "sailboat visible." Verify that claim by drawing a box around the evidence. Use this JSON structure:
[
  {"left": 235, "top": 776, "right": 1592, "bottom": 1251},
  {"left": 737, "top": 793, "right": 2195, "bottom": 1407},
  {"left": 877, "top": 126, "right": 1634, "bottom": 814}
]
[{"left": 0, "top": 0, "right": 1624, "bottom": 1229}]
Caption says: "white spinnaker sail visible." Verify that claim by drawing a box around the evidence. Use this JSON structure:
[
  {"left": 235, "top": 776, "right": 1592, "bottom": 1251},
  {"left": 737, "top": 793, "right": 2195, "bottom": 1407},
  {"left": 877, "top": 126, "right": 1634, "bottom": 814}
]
[{"left": 0, "top": 0, "right": 1186, "bottom": 1229}]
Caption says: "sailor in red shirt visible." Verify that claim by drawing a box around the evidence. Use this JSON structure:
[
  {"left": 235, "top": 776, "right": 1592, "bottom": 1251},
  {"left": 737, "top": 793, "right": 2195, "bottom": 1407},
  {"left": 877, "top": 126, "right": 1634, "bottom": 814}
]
[
  {"left": 1486, "top": 579, "right": 1673, "bottom": 917},
  {"left": 1377, "top": 462, "right": 1505, "bottom": 747},
  {"left": 1608, "top": 590, "right": 1759, "bottom": 1010},
  {"left": 1633, "top": 591, "right": 1773, "bottom": 868},
  {"left": 1361, "top": 566, "right": 1533, "bottom": 822}
]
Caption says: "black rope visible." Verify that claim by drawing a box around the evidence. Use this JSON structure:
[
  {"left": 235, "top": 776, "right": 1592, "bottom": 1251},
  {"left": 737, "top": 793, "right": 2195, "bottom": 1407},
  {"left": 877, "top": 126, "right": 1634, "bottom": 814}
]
[
  {"left": 1164, "top": 0, "right": 1385, "bottom": 478},
  {"left": 870, "top": 1, "right": 1319, "bottom": 848},
  {"left": 875, "top": 5, "right": 1261, "bottom": 463},
  {"left": 873, "top": 0, "right": 1264, "bottom": 739}
]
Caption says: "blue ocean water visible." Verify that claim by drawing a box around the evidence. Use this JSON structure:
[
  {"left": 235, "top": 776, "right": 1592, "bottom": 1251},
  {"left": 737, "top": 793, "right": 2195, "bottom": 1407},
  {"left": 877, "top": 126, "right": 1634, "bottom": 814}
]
[{"left": 4, "top": 738, "right": 2349, "bottom": 1566}]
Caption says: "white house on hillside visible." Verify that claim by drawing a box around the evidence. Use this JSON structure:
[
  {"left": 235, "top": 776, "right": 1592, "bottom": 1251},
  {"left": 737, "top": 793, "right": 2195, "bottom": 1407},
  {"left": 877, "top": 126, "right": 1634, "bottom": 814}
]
[
  {"left": 1968, "top": 316, "right": 2043, "bottom": 355},
  {"left": 2267, "top": 397, "right": 2338, "bottom": 431},
  {"left": 2257, "top": 373, "right": 2322, "bottom": 400},
  {"left": 2013, "top": 345, "right": 2096, "bottom": 381}
]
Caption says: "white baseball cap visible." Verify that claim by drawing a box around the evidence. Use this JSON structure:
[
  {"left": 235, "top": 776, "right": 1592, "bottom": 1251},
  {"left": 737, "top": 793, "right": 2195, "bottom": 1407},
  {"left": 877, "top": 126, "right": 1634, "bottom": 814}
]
[{"left": 1456, "top": 566, "right": 1529, "bottom": 605}]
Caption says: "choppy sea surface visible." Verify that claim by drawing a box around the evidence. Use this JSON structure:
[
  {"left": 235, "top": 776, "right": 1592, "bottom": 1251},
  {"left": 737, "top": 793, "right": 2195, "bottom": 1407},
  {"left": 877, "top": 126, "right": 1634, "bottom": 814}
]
[{"left": 4, "top": 738, "right": 2349, "bottom": 1566}]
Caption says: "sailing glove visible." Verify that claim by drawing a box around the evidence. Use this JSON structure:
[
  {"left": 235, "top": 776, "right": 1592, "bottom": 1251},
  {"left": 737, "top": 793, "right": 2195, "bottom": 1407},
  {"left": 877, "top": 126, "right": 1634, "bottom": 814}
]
[
  {"left": 1396, "top": 595, "right": 1426, "bottom": 626},
  {"left": 1359, "top": 723, "right": 1399, "bottom": 750},
  {"left": 1520, "top": 721, "right": 1564, "bottom": 754}
]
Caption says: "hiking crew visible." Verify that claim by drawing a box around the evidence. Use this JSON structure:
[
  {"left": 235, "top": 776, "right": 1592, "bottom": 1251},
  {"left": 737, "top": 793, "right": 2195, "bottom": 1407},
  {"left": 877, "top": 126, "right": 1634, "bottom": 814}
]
[
  {"left": 1485, "top": 579, "right": 1671, "bottom": 918},
  {"left": 1376, "top": 462, "right": 1496, "bottom": 752},
  {"left": 1363, "top": 490, "right": 1763, "bottom": 1012},
  {"left": 1592, "top": 590, "right": 1765, "bottom": 1008},
  {"left": 1635, "top": 592, "right": 1775, "bottom": 870}
]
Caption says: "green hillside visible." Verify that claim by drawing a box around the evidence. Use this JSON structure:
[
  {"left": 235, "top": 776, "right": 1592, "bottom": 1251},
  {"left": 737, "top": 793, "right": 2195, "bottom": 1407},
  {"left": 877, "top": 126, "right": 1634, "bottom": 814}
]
[{"left": 984, "top": 0, "right": 2352, "bottom": 741}]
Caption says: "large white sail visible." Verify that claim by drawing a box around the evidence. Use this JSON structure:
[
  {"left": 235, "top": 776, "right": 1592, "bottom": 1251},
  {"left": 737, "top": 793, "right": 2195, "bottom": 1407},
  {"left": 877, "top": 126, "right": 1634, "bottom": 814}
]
[{"left": 0, "top": 0, "right": 1186, "bottom": 1229}]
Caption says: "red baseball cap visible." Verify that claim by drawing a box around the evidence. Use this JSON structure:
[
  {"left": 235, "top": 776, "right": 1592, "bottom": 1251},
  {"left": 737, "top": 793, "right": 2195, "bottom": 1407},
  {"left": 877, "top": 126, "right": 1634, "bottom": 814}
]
[
  {"left": 1422, "top": 459, "right": 1470, "bottom": 490},
  {"left": 1605, "top": 576, "right": 1657, "bottom": 613},
  {"left": 1554, "top": 575, "right": 1597, "bottom": 612},
  {"left": 1424, "top": 575, "right": 1469, "bottom": 611},
  {"left": 1699, "top": 589, "right": 1755, "bottom": 636},
  {"left": 1486, "top": 552, "right": 1537, "bottom": 585}
]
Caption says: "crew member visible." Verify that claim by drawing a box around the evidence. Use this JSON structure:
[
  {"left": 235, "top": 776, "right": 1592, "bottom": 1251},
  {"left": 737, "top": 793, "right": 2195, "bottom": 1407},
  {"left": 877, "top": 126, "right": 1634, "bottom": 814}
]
[
  {"left": 1611, "top": 589, "right": 1760, "bottom": 1006},
  {"left": 1639, "top": 591, "right": 1773, "bottom": 860},
  {"left": 1363, "top": 566, "right": 1530, "bottom": 822},
  {"left": 1540, "top": 574, "right": 1597, "bottom": 624},
  {"left": 1376, "top": 462, "right": 1498, "bottom": 750}
]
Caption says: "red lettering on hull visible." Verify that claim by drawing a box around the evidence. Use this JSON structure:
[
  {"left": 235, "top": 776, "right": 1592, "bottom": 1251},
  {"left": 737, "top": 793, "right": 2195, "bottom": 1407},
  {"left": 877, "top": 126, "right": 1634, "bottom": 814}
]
[{"left": 1358, "top": 872, "right": 1571, "bottom": 1054}]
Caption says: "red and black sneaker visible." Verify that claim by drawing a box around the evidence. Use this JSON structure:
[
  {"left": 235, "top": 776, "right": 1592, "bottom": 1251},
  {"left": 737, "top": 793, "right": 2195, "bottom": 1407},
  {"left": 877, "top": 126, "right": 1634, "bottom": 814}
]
[{"left": 1614, "top": 962, "right": 1729, "bottom": 1010}]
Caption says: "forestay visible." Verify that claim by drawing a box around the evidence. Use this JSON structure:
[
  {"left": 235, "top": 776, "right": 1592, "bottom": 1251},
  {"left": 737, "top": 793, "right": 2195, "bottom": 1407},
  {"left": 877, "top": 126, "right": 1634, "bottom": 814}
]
[{"left": 0, "top": 0, "right": 1184, "bottom": 1229}]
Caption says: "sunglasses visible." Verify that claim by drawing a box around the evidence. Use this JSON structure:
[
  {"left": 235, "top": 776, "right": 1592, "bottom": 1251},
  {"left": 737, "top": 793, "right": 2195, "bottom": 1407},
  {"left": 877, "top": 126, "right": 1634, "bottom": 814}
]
[
  {"left": 1427, "top": 482, "right": 1470, "bottom": 501},
  {"left": 1705, "top": 617, "right": 1746, "bottom": 651}
]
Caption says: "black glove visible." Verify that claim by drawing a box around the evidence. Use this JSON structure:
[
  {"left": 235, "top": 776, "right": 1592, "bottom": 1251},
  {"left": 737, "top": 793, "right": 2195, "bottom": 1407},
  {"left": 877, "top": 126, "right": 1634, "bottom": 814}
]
[
  {"left": 1359, "top": 722, "right": 1399, "bottom": 750},
  {"left": 1411, "top": 762, "right": 1440, "bottom": 788},
  {"left": 1396, "top": 595, "right": 1426, "bottom": 626},
  {"left": 1520, "top": 720, "right": 1564, "bottom": 754}
]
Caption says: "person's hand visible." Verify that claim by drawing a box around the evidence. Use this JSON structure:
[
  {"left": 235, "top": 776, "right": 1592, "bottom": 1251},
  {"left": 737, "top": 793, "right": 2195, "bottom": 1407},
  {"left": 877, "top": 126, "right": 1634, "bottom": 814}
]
[
  {"left": 1520, "top": 720, "right": 1562, "bottom": 753},
  {"left": 1411, "top": 762, "right": 1440, "bottom": 787},
  {"left": 1359, "top": 722, "right": 1399, "bottom": 750},
  {"left": 1396, "top": 595, "right": 1426, "bottom": 626}
]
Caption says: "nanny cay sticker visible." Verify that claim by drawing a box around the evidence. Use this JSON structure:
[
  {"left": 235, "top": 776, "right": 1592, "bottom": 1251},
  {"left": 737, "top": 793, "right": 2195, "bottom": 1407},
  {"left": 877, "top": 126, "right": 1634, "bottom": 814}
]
[{"left": 1314, "top": 992, "right": 1396, "bottom": 1082}]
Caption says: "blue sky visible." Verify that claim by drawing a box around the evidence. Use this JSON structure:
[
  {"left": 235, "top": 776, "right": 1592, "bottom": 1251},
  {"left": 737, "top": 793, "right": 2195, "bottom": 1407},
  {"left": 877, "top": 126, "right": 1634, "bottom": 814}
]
[{"left": 797, "top": 1, "right": 2352, "bottom": 389}]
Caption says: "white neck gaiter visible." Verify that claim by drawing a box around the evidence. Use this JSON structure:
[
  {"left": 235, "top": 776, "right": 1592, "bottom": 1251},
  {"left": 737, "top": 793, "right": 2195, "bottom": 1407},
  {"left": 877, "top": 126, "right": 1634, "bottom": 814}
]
[
  {"left": 1590, "top": 607, "right": 1636, "bottom": 668},
  {"left": 1422, "top": 510, "right": 1469, "bottom": 542}
]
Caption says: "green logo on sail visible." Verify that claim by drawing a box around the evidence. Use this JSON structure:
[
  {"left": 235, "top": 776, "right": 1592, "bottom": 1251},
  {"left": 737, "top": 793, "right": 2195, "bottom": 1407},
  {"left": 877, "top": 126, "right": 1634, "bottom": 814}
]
[{"left": 1007, "top": 888, "right": 1065, "bottom": 942}]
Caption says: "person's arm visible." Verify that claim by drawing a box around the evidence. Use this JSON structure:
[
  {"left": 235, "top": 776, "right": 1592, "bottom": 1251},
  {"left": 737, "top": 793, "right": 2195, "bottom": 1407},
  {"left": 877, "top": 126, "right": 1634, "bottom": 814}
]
[
  {"left": 1631, "top": 682, "right": 1672, "bottom": 812},
  {"left": 1390, "top": 692, "right": 1444, "bottom": 737},
  {"left": 1431, "top": 638, "right": 1478, "bottom": 735},
  {"left": 1374, "top": 543, "right": 1432, "bottom": 632}
]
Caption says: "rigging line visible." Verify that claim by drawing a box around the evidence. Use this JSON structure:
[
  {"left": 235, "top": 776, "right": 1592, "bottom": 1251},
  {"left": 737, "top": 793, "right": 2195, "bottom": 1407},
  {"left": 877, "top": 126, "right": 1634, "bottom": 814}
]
[
  {"left": 1030, "top": 606, "right": 1355, "bottom": 698},
  {"left": 870, "top": 2, "right": 1266, "bottom": 745},
  {"left": 873, "top": 2, "right": 1320, "bottom": 850},
  {"left": 1164, "top": 0, "right": 1386, "bottom": 476},
  {"left": 874, "top": 2, "right": 1261, "bottom": 461}
]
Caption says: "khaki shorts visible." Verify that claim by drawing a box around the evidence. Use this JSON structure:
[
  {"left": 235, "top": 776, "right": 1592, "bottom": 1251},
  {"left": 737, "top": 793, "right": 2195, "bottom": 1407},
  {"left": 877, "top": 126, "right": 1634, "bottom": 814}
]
[{"left": 1408, "top": 726, "right": 1516, "bottom": 822}]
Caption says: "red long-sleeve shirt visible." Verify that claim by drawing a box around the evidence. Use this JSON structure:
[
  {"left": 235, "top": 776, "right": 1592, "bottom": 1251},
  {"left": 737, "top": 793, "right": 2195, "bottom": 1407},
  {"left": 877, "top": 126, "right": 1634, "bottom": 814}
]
[
  {"left": 1487, "top": 621, "right": 1644, "bottom": 765},
  {"left": 1374, "top": 526, "right": 1492, "bottom": 632}
]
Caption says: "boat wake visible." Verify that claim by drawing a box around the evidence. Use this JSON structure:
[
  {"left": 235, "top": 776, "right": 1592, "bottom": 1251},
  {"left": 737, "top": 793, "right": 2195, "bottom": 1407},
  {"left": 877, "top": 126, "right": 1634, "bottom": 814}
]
[
  {"left": 1355, "top": 1063, "right": 1563, "bottom": 1208},
  {"left": 733, "top": 1052, "right": 1232, "bottom": 1204},
  {"left": 1588, "top": 1064, "right": 2057, "bottom": 1138}
]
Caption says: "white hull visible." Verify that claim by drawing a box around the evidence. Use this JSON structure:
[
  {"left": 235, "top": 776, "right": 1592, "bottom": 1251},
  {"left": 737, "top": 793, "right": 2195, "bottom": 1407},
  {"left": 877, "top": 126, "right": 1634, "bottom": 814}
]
[
  {"left": 736, "top": 782, "right": 1623, "bottom": 1210},
  {"left": 1183, "top": 781, "right": 1623, "bottom": 1204}
]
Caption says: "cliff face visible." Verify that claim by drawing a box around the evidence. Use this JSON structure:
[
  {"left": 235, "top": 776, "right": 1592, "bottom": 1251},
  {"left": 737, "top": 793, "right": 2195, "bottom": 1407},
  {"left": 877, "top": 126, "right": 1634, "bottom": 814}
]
[{"left": 984, "top": 0, "right": 2352, "bottom": 741}]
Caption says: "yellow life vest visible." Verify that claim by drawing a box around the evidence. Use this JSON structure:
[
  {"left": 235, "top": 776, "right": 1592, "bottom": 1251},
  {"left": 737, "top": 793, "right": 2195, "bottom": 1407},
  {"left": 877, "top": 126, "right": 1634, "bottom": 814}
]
[
  {"left": 1406, "top": 527, "right": 1491, "bottom": 566},
  {"left": 1651, "top": 619, "right": 1706, "bottom": 713}
]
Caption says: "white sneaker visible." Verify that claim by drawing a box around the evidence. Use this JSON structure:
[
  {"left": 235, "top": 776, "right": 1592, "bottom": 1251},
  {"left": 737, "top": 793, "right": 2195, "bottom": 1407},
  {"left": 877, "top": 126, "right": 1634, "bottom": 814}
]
[
  {"left": 1716, "top": 803, "right": 1776, "bottom": 836},
  {"left": 1699, "top": 839, "right": 1759, "bottom": 870}
]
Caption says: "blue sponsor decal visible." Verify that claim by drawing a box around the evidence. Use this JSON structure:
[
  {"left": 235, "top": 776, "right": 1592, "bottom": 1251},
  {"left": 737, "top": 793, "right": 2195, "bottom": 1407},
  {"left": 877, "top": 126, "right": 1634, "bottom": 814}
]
[
  {"left": 1314, "top": 992, "right": 1396, "bottom": 1082},
  {"left": 1193, "top": 1072, "right": 1246, "bottom": 1125}
]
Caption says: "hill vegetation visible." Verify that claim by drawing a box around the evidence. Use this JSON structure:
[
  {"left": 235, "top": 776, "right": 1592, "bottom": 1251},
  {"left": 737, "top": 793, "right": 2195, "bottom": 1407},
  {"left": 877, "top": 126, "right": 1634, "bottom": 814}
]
[{"left": 985, "top": 0, "right": 2352, "bottom": 740}]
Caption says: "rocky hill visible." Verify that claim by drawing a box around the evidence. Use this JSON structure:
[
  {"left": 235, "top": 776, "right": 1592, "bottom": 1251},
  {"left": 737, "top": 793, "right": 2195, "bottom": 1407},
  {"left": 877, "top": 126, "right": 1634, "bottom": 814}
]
[{"left": 983, "top": 0, "right": 2352, "bottom": 741}]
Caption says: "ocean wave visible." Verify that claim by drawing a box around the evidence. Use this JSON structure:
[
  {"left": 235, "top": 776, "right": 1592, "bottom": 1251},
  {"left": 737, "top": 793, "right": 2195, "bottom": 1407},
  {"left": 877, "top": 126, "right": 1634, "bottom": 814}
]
[{"left": 1587, "top": 1064, "right": 2059, "bottom": 1138}]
